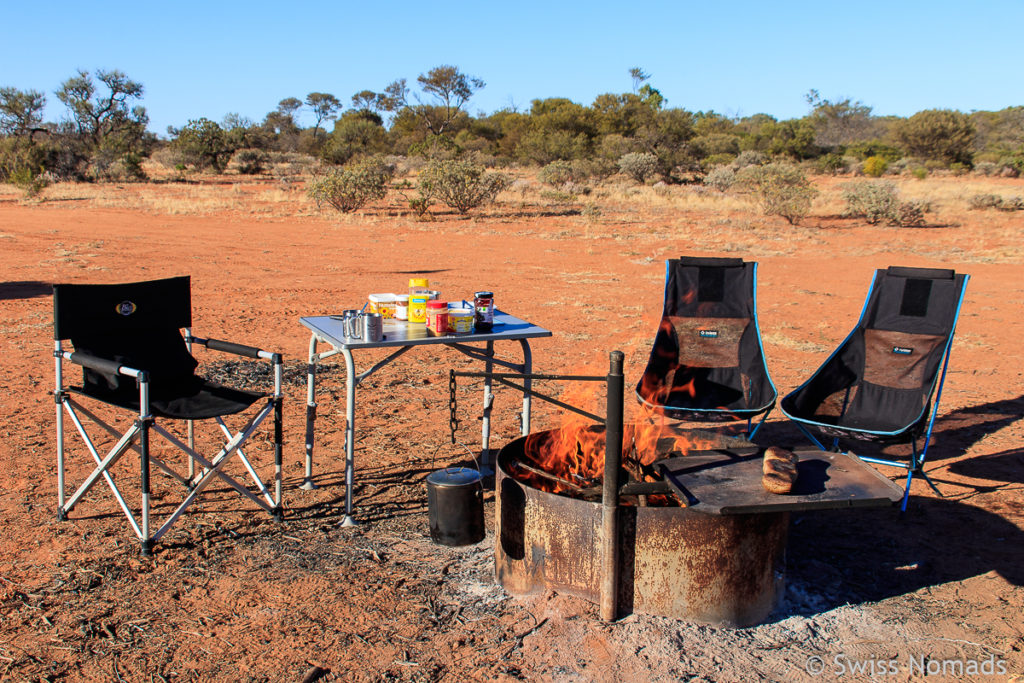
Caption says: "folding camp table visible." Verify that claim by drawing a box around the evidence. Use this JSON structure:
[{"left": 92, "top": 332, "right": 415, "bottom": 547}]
[{"left": 301, "top": 310, "right": 551, "bottom": 525}]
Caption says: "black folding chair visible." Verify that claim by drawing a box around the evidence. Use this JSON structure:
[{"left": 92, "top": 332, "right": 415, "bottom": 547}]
[
  {"left": 53, "top": 276, "right": 284, "bottom": 554},
  {"left": 635, "top": 257, "right": 777, "bottom": 438},
  {"left": 780, "top": 266, "right": 969, "bottom": 511}
]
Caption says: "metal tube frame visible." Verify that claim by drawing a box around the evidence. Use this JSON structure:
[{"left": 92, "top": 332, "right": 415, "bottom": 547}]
[
  {"left": 54, "top": 337, "right": 284, "bottom": 554},
  {"left": 303, "top": 331, "right": 538, "bottom": 525}
]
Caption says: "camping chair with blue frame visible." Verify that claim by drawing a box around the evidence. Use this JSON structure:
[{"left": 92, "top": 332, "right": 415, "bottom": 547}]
[
  {"left": 635, "top": 256, "right": 777, "bottom": 439},
  {"left": 780, "top": 266, "right": 969, "bottom": 512},
  {"left": 53, "top": 276, "right": 284, "bottom": 555}
]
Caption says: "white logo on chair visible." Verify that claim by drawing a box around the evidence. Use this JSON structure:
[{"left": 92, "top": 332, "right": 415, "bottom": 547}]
[
  {"left": 892, "top": 346, "right": 913, "bottom": 355},
  {"left": 698, "top": 329, "right": 719, "bottom": 338},
  {"left": 115, "top": 300, "right": 137, "bottom": 316}
]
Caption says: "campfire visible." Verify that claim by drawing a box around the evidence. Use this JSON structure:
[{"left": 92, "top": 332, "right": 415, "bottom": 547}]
[{"left": 512, "top": 420, "right": 737, "bottom": 502}]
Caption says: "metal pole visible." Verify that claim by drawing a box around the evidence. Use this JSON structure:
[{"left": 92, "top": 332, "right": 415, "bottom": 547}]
[
  {"left": 341, "top": 348, "right": 357, "bottom": 527},
  {"left": 519, "top": 339, "right": 533, "bottom": 436},
  {"left": 600, "top": 350, "right": 625, "bottom": 622},
  {"left": 302, "top": 333, "right": 319, "bottom": 490},
  {"left": 481, "top": 341, "right": 495, "bottom": 468},
  {"left": 55, "top": 340, "right": 66, "bottom": 513}
]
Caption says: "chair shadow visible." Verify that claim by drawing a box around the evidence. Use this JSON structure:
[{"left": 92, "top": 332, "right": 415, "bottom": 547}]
[
  {"left": 0, "top": 280, "right": 51, "bottom": 301},
  {"left": 779, "top": 493, "right": 1024, "bottom": 618},
  {"left": 755, "top": 393, "right": 1024, "bottom": 469}
]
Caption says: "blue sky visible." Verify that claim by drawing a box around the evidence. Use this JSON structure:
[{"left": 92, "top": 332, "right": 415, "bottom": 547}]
[{"left": 3, "top": 0, "right": 1021, "bottom": 137}]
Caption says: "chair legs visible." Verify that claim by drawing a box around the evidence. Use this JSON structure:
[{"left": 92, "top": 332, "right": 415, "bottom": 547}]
[{"left": 56, "top": 394, "right": 283, "bottom": 555}]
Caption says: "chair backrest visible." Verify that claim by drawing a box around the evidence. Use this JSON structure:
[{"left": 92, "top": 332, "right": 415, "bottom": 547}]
[
  {"left": 53, "top": 277, "right": 197, "bottom": 398},
  {"left": 637, "top": 257, "right": 775, "bottom": 414},
  {"left": 860, "top": 266, "right": 966, "bottom": 394},
  {"left": 782, "top": 266, "right": 968, "bottom": 435}
]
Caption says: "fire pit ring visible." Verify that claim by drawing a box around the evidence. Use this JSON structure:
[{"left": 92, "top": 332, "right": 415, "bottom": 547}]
[{"left": 495, "top": 432, "right": 789, "bottom": 628}]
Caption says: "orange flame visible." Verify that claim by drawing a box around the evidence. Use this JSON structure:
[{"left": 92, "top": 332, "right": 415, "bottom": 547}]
[{"left": 518, "top": 361, "right": 720, "bottom": 498}]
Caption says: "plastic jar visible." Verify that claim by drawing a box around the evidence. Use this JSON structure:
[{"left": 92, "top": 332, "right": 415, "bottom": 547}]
[
  {"left": 447, "top": 306, "right": 474, "bottom": 334},
  {"left": 426, "top": 301, "right": 449, "bottom": 336},
  {"left": 368, "top": 293, "right": 397, "bottom": 319},
  {"left": 473, "top": 291, "right": 494, "bottom": 332},
  {"left": 409, "top": 278, "right": 430, "bottom": 323},
  {"left": 394, "top": 294, "right": 410, "bottom": 321}
]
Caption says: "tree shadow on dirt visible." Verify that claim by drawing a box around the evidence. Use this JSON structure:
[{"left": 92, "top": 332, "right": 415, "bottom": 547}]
[{"left": 0, "top": 280, "right": 51, "bottom": 300}]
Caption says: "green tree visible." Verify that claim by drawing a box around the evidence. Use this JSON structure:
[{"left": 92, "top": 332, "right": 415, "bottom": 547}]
[
  {"left": 894, "top": 109, "right": 976, "bottom": 166},
  {"left": 516, "top": 97, "right": 597, "bottom": 163},
  {"left": 805, "top": 89, "right": 875, "bottom": 149},
  {"left": 351, "top": 90, "right": 387, "bottom": 114},
  {"left": 54, "top": 69, "right": 148, "bottom": 153},
  {"left": 170, "top": 118, "right": 236, "bottom": 172},
  {"left": 0, "top": 87, "right": 46, "bottom": 136},
  {"left": 322, "top": 110, "right": 388, "bottom": 164},
  {"left": 383, "top": 65, "right": 485, "bottom": 143},
  {"left": 306, "top": 92, "right": 341, "bottom": 141},
  {"left": 629, "top": 67, "right": 650, "bottom": 94}
]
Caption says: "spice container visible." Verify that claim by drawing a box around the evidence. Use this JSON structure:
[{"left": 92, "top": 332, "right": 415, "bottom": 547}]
[
  {"left": 473, "top": 291, "right": 494, "bottom": 332},
  {"left": 394, "top": 294, "right": 410, "bottom": 321},
  {"left": 368, "top": 293, "right": 397, "bottom": 319},
  {"left": 426, "top": 301, "right": 449, "bottom": 336},
  {"left": 447, "top": 306, "right": 474, "bottom": 334},
  {"left": 409, "top": 278, "right": 430, "bottom": 324}
]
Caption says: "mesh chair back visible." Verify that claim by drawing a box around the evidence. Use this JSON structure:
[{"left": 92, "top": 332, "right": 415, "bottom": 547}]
[
  {"left": 782, "top": 266, "right": 968, "bottom": 439},
  {"left": 636, "top": 257, "right": 776, "bottom": 420},
  {"left": 53, "top": 277, "right": 198, "bottom": 400}
]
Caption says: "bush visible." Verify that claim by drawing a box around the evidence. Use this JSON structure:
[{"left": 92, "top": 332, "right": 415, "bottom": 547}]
[
  {"left": 967, "top": 193, "right": 1024, "bottom": 211},
  {"left": 1001, "top": 196, "right": 1024, "bottom": 211},
  {"left": 736, "top": 162, "right": 817, "bottom": 225},
  {"left": 703, "top": 165, "right": 736, "bottom": 192},
  {"left": 7, "top": 165, "right": 48, "bottom": 197},
  {"left": 734, "top": 150, "right": 767, "bottom": 169},
  {"left": 816, "top": 152, "right": 847, "bottom": 175},
  {"left": 307, "top": 156, "right": 394, "bottom": 213},
  {"left": 862, "top": 155, "right": 888, "bottom": 177},
  {"left": 417, "top": 159, "right": 510, "bottom": 214},
  {"left": 967, "top": 193, "right": 1004, "bottom": 210},
  {"left": 894, "top": 200, "right": 927, "bottom": 227},
  {"left": 842, "top": 181, "right": 899, "bottom": 224},
  {"left": 701, "top": 153, "right": 736, "bottom": 169},
  {"left": 232, "top": 148, "right": 270, "bottom": 175},
  {"left": 973, "top": 161, "right": 1000, "bottom": 177},
  {"left": 911, "top": 166, "right": 928, "bottom": 180},
  {"left": 617, "top": 152, "right": 659, "bottom": 183},
  {"left": 893, "top": 109, "right": 976, "bottom": 166}
]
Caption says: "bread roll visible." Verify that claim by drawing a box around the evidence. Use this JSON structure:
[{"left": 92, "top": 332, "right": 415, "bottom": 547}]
[
  {"left": 762, "top": 472, "right": 793, "bottom": 495},
  {"left": 762, "top": 446, "right": 799, "bottom": 494}
]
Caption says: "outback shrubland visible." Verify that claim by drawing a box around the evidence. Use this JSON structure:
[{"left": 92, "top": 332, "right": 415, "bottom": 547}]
[{"left": 2, "top": 65, "right": 1023, "bottom": 221}]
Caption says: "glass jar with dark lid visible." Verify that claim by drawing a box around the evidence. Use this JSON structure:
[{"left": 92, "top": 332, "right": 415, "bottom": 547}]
[{"left": 473, "top": 291, "right": 494, "bottom": 332}]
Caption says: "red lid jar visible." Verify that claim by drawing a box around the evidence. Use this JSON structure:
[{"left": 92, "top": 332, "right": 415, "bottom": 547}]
[{"left": 426, "top": 300, "right": 449, "bottom": 337}]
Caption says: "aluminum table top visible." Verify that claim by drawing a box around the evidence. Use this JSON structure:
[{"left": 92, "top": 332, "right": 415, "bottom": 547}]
[{"left": 300, "top": 309, "right": 552, "bottom": 350}]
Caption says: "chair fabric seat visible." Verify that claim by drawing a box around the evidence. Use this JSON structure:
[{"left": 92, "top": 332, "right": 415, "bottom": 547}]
[{"left": 71, "top": 378, "right": 264, "bottom": 420}]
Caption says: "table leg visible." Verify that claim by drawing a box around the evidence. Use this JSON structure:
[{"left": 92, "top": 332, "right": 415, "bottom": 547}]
[
  {"left": 519, "top": 339, "right": 533, "bottom": 435},
  {"left": 481, "top": 341, "right": 494, "bottom": 467},
  {"left": 302, "top": 333, "right": 318, "bottom": 490},
  {"left": 341, "top": 348, "right": 358, "bottom": 527}
]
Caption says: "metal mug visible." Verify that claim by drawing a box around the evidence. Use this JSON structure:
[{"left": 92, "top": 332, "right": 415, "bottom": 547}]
[
  {"left": 361, "top": 312, "right": 383, "bottom": 342},
  {"left": 341, "top": 309, "right": 362, "bottom": 339}
]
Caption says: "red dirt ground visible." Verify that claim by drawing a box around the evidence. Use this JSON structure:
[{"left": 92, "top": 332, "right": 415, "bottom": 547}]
[{"left": 0, "top": 177, "right": 1022, "bottom": 682}]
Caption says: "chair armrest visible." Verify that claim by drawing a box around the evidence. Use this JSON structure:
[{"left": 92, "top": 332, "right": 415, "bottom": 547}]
[
  {"left": 188, "top": 335, "right": 281, "bottom": 362},
  {"left": 64, "top": 351, "right": 144, "bottom": 379}
]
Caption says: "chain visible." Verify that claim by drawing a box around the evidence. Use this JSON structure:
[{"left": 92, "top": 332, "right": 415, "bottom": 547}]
[{"left": 448, "top": 369, "right": 459, "bottom": 444}]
